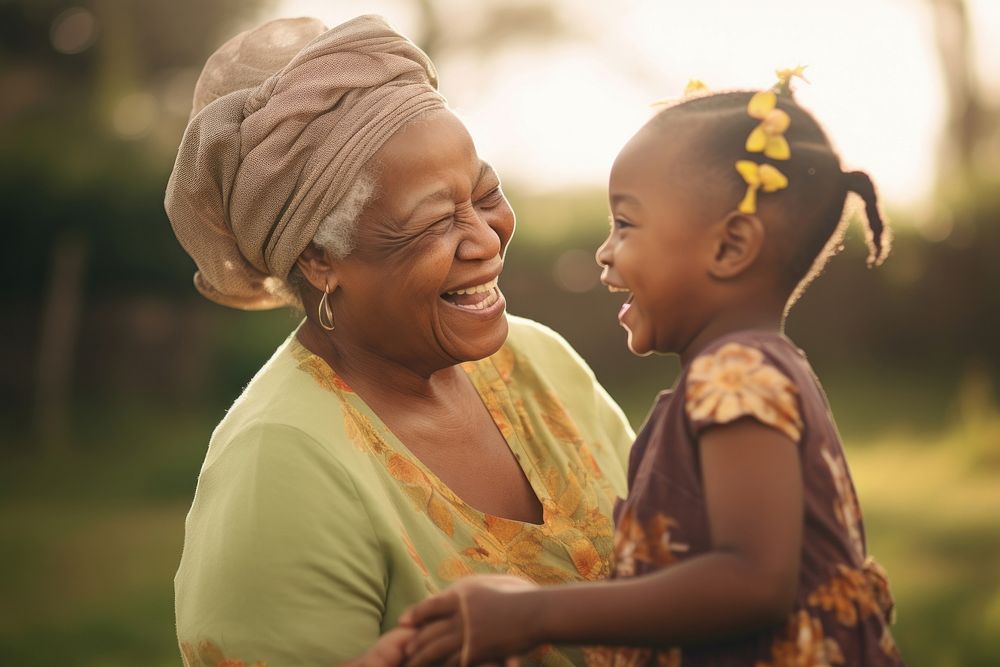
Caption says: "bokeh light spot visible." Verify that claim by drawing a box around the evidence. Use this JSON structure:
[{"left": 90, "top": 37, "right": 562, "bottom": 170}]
[
  {"left": 50, "top": 7, "right": 98, "bottom": 55},
  {"left": 112, "top": 92, "right": 158, "bottom": 139},
  {"left": 553, "top": 248, "right": 600, "bottom": 293}
]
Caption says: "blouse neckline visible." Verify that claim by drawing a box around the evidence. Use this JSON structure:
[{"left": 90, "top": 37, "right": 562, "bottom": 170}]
[{"left": 287, "top": 334, "right": 556, "bottom": 534}]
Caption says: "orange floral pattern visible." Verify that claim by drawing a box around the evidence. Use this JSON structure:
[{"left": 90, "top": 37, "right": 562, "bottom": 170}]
[
  {"left": 585, "top": 645, "right": 681, "bottom": 667},
  {"left": 755, "top": 611, "right": 845, "bottom": 667},
  {"left": 820, "top": 447, "right": 865, "bottom": 560},
  {"left": 686, "top": 342, "right": 803, "bottom": 441},
  {"left": 612, "top": 507, "right": 689, "bottom": 578},
  {"left": 807, "top": 559, "right": 897, "bottom": 631},
  {"left": 292, "top": 335, "right": 620, "bottom": 601},
  {"left": 180, "top": 641, "right": 266, "bottom": 667}
]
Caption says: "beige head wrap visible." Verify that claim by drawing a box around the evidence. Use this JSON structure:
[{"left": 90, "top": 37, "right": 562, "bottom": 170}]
[{"left": 165, "top": 15, "right": 447, "bottom": 309}]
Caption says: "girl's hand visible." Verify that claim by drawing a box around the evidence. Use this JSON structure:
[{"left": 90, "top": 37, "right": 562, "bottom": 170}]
[{"left": 400, "top": 575, "right": 539, "bottom": 667}]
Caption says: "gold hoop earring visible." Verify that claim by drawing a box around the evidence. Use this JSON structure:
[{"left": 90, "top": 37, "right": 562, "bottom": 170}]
[{"left": 318, "top": 284, "right": 335, "bottom": 331}]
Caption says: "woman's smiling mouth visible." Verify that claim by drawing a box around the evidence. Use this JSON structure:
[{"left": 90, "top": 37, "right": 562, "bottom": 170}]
[{"left": 441, "top": 277, "right": 504, "bottom": 313}]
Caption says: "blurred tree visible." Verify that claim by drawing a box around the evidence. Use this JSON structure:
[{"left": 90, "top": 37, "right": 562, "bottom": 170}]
[
  {"left": 927, "top": 0, "right": 999, "bottom": 192},
  {"left": 0, "top": 0, "right": 272, "bottom": 448}
]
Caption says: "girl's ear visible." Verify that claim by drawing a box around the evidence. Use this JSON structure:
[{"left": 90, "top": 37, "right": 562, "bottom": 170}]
[
  {"left": 707, "top": 212, "right": 766, "bottom": 280},
  {"left": 295, "top": 244, "right": 341, "bottom": 293}
]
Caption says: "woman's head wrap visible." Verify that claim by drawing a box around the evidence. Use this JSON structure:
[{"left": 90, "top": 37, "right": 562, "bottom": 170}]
[{"left": 165, "top": 15, "right": 447, "bottom": 309}]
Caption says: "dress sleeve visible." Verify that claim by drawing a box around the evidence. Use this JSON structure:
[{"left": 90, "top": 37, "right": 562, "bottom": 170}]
[
  {"left": 685, "top": 341, "right": 803, "bottom": 443},
  {"left": 175, "top": 422, "right": 387, "bottom": 667}
]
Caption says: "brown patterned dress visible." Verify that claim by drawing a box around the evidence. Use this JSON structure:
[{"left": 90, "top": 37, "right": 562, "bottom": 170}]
[{"left": 588, "top": 330, "right": 903, "bottom": 667}]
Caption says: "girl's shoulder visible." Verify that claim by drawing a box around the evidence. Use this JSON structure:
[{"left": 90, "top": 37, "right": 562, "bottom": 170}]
[
  {"left": 693, "top": 329, "right": 809, "bottom": 370},
  {"left": 681, "top": 329, "right": 818, "bottom": 445}
]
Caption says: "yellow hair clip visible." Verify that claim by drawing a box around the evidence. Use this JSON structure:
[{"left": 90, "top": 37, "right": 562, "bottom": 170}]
[
  {"left": 745, "top": 91, "right": 791, "bottom": 160},
  {"left": 649, "top": 79, "right": 710, "bottom": 107},
  {"left": 774, "top": 65, "right": 808, "bottom": 96},
  {"left": 684, "top": 79, "right": 708, "bottom": 96},
  {"left": 735, "top": 160, "right": 788, "bottom": 214}
]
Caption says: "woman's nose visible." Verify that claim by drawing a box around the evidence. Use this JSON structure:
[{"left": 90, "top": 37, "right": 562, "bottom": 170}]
[{"left": 457, "top": 207, "right": 503, "bottom": 261}]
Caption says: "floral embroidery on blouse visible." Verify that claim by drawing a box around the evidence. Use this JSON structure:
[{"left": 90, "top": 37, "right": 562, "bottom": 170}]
[
  {"left": 180, "top": 640, "right": 266, "bottom": 667},
  {"left": 820, "top": 447, "right": 865, "bottom": 560},
  {"left": 612, "top": 507, "right": 690, "bottom": 578},
  {"left": 293, "top": 349, "right": 353, "bottom": 393},
  {"left": 291, "top": 337, "right": 618, "bottom": 590},
  {"left": 686, "top": 342, "right": 803, "bottom": 442}
]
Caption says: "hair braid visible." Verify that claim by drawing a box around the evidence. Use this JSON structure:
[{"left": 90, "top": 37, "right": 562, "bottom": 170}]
[{"left": 842, "top": 170, "right": 890, "bottom": 267}]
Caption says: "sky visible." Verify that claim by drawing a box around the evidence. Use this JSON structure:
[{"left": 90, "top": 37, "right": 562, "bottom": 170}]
[{"left": 267, "top": 0, "right": 999, "bottom": 211}]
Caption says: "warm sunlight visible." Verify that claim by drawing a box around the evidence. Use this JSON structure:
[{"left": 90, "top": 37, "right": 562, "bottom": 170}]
[{"left": 266, "top": 0, "right": 978, "bottom": 211}]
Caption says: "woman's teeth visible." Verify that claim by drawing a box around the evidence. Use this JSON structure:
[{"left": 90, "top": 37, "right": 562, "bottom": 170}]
[
  {"left": 441, "top": 278, "right": 501, "bottom": 310},
  {"left": 444, "top": 277, "right": 498, "bottom": 296}
]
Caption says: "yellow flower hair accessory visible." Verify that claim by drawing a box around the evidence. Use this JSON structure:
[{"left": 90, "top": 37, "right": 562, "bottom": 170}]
[
  {"left": 774, "top": 65, "right": 809, "bottom": 96},
  {"left": 735, "top": 160, "right": 788, "bottom": 214},
  {"left": 684, "top": 79, "right": 709, "bottom": 96},
  {"left": 745, "top": 90, "right": 791, "bottom": 160},
  {"left": 649, "top": 78, "right": 710, "bottom": 107}
]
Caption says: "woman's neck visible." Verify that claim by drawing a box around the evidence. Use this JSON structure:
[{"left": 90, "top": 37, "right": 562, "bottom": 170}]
[{"left": 296, "top": 318, "right": 467, "bottom": 408}]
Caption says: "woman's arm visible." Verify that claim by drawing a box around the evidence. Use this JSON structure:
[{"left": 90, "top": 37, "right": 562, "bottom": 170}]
[
  {"left": 403, "top": 417, "right": 803, "bottom": 663},
  {"left": 176, "top": 422, "right": 391, "bottom": 666}
]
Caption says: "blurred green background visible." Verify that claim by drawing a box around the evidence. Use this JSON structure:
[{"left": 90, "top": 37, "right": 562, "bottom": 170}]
[{"left": 2, "top": 0, "right": 999, "bottom": 665}]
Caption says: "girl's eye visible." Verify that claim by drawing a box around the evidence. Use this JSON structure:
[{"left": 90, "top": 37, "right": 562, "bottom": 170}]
[{"left": 613, "top": 217, "right": 633, "bottom": 230}]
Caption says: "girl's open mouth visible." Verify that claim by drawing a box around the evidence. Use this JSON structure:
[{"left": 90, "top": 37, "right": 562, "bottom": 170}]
[{"left": 619, "top": 294, "right": 633, "bottom": 321}]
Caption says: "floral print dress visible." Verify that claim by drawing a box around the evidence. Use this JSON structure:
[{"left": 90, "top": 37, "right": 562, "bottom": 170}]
[{"left": 588, "top": 331, "right": 902, "bottom": 667}]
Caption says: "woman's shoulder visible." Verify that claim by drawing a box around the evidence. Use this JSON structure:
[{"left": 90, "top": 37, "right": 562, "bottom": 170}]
[
  {"left": 206, "top": 330, "right": 358, "bottom": 469},
  {"left": 504, "top": 314, "right": 596, "bottom": 379}
]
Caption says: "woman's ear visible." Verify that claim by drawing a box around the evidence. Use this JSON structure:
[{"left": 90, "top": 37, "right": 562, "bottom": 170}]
[
  {"left": 295, "top": 244, "right": 341, "bottom": 293},
  {"left": 707, "top": 212, "right": 766, "bottom": 280}
]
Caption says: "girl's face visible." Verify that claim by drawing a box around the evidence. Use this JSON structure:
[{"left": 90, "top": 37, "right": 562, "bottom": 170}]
[{"left": 596, "top": 125, "right": 716, "bottom": 356}]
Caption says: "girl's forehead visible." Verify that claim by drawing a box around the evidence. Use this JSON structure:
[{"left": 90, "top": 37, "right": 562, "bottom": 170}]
[{"left": 611, "top": 129, "right": 680, "bottom": 192}]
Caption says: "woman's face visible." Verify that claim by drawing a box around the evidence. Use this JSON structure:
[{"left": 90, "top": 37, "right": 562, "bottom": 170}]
[{"left": 330, "top": 110, "right": 515, "bottom": 375}]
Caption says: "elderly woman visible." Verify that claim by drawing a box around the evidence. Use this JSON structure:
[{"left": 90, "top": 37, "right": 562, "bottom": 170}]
[{"left": 166, "top": 15, "right": 632, "bottom": 667}]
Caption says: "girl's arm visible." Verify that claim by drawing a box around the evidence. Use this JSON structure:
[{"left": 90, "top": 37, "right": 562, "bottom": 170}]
[{"left": 403, "top": 417, "right": 803, "bottom": 664}]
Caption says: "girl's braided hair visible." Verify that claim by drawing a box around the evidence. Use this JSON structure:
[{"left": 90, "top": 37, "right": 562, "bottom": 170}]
[{"left": 651, "top": 89, "right": 890, "bottom": 294}]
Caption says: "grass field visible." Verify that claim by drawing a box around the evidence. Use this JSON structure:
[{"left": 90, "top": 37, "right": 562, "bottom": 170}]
[{"left": 1, "top": 375, "right": 998, "bottom": 667}]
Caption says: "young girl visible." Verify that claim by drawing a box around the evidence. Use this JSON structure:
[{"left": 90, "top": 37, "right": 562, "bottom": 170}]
[{"left": 400, "top": 71, "right": 903, "bottom": 667}]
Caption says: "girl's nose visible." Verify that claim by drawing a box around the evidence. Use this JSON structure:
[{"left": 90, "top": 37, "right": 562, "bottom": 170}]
[{"left": 595, "top": 233, "right": 614, "bottom": 268}]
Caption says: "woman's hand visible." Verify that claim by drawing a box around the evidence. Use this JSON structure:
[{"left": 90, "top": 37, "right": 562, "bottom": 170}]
[
  {"left": 400, "top": 575, "right": 539, "bottom": 667},
  {"left": 345, "top": 627, "right": 416, "bottom": 667}
]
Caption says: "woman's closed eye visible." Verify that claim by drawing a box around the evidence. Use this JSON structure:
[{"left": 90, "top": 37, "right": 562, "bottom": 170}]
[{"left": 475, "top": 186, "right": 504, "bottom": 209}]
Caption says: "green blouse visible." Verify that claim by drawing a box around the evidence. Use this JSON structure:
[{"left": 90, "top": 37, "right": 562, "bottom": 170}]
[{"left": 176, "top": 316, "right": 633, "bottom": 667}]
